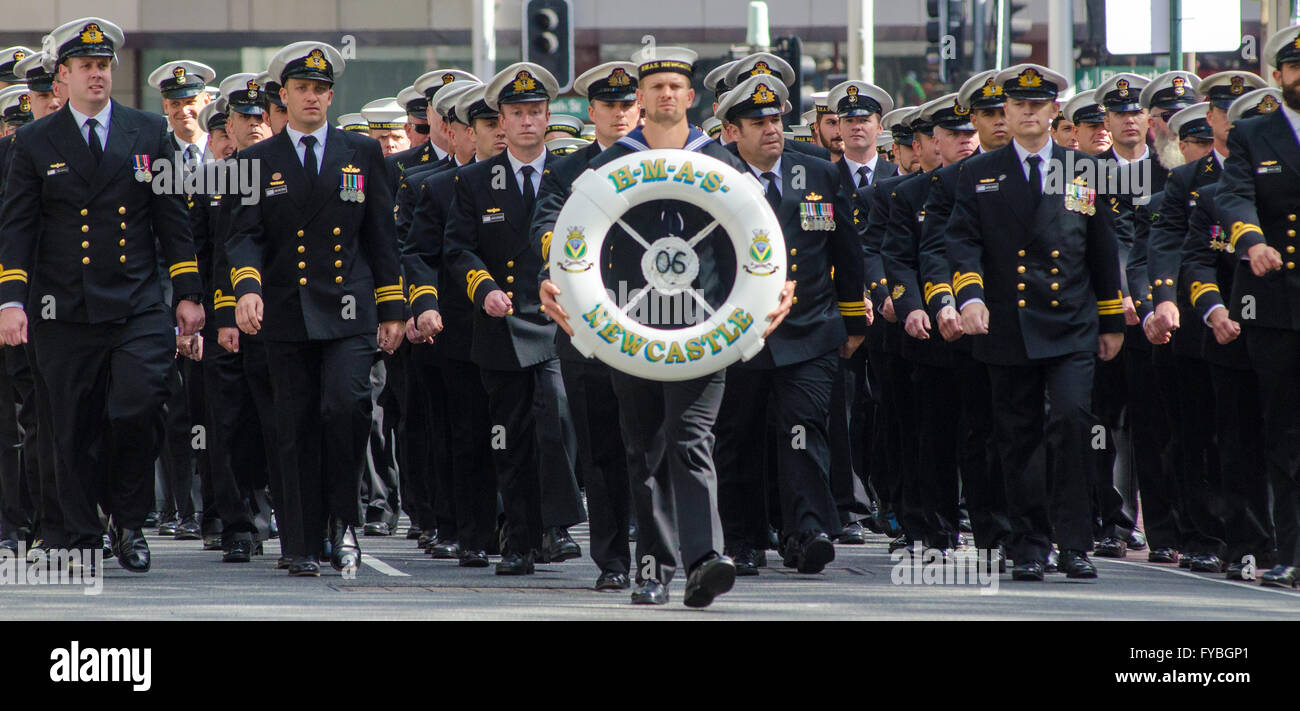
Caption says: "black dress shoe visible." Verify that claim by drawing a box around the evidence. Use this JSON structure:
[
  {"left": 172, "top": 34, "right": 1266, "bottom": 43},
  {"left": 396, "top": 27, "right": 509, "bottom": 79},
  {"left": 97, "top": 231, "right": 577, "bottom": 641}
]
[
  {"left": 595, "top": 571, "right": 631, "bottom": 591},
  {"left": 1127, "top": 529, "right": 1147, "bottom": 551},
  {"left": 630, "top": 579, "right": 669, "bottom": 605},
  {"left": 174, "top": 516, "right": 202, "bottom": 541},
  {"left": 288, "top": 556, "right": 320, "bottom": 577},
  {"left": 1190, "top": 553, "right": 1225, "bottom": 573},
  {"left": 202, "top": 534, "right": 223, "bottom": 551},
  {"left": 887, "top": 535, "right": 913, "bottom": 554},
  {"left": 277, "top": 555, "right": 293, "bottom": 569},
  {"left": 158, "top": 514, "right": 180, "bottom": 536},
  {"left": 1046, "top": 547, "right": 1060, "bottom": 573},
  {"left": 1259, "top": 565, "right": 1298, "bottom": 588},
  {"left": 417, "top": 530, "right": 437, "bottom": 551},
  {"left": 1148, "top": 547, "right": 1180, "bottom": 564},
  {"left": 1224, "top": 561, "right": 1248, "bottom": 580},
  {"left": 862, "top": 509, "right": 884, "bottom": 535},
  {"left": 143, "top": 511, "right": 160, "bottom": 528},
  {"left": 363, "top": 522, "right": 393, "bottom": 536},
  {"left": 540, "top": 527, "right": 581, "bottom": 563},
  {"left": 495, "top": 551, "right": 535, "bottom": 575},
  {"left": 1179, "top": 552, "right": 1194, "bottom": 568},
  {"left": 405, "top": 524, "right": 423, "bottom": 540},
  {"left": 429, "top": 537, "right": 461, "bottom": 560},
  {"left": 1058, "top": 549, "right": 1098, "bottom": 579},
  {"left": 329, "top": 520, "right": 361, "bottom": 572},
  {"left": 1094, "top": 537, "right": 1127, "bottom": 558},
  {"left": 458, "top": 549, "right": 489, "bottom": 567},
  {"left": 223, "top": 539, "right": 253, "bottom": 563},
  {"left": 797, "top": 533, "right": 836, "bottom": 574},
  {"left": 835, "top": 522, "right": 866, "bottom": 545},
  {"left": 684, "top": 555, "right": 736, "bottom": 608},
  {"left": 726, "top": 546, "right": 759, "bottom": 577},
  {"left": 1011, "top": 561, "right": 1045, "bottom": 581},
  {"left": 113, "top": 528, "right": 151, "bottom": 573}
]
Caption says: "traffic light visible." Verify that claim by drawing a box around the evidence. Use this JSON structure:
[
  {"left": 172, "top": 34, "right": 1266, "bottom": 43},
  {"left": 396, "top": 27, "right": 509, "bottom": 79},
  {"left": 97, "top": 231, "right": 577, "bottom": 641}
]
[
  {"left": 522, "top": 0, "right": 574, "bottom": 93},
  {"left": 1006, "top": 1, "right": 1033, "bottom": 62},
  {"left": 926, "top": 0, "right": 965, "bottom": 83}
]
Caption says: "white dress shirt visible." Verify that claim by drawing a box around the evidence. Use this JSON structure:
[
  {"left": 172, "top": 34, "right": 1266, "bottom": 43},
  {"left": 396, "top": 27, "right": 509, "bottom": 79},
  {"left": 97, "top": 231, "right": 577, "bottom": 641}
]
[
  {"left": 1012, "top": 137, "right": 1054, "bottom": 189},
  {"left": 285, "top": 123, "right": 329, "bottom": 170},
  {"left": 843, "top": 152, "right": 879, "bottom": 188},
  {"left": 747, "top": 157, "right": 783, "bottom": 198},
  {"left": 69, "top": 101, "right": 112, "bottom": 149},
  {"left": 506, "top": 148, "right": 546, "bottom": 196}
]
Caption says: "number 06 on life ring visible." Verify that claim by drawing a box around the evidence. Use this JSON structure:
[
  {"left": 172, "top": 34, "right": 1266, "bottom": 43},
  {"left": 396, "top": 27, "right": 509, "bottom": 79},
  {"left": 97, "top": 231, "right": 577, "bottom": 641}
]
[{"left": 548, "top": 149, "right": 786, "bottom": 382}]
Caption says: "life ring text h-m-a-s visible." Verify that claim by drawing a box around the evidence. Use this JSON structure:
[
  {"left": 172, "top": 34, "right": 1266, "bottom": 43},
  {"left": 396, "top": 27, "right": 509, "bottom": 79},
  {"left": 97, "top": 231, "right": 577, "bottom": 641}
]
[{"left": 549, "top": 148, "right": 786, "bottom": 382}]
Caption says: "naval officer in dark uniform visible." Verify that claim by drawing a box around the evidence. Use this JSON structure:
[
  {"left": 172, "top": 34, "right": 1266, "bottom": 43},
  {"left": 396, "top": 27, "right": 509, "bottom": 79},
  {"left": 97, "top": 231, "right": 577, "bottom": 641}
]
[
  {"left": 0, "top": 18, "right": 206, "bottom": 572},
  {"left": 226, "top": 40, "right": 407, "bottom": 576}
]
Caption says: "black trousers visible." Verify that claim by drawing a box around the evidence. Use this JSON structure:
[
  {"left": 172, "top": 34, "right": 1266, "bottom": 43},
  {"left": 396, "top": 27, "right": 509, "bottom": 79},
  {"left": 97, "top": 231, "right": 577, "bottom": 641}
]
[
  {"left": 158, "top": 359, "right": 198, "bottom": 522},
  {"left": 0, "top": 351, "right": 27, "bottom": 537},
  {"left": 1124, "top": 344, "right": 1181, "bottom": 550},
  {"left": 400, "top": 342, "right": 443, "bottom": 533},
  {"left": 1155, "top": 346, "right": 1225, "bottom": 556},
  {"left": 241, "top": 337, "right": 281, "bottom": 539},
  {"left": 265, "top": 334, "right": 374, "bottom": 558},
  {"left": 987, "top": 351, "right": 1096, "bottom": 564},
  {"left": 1246, "top": 327, "right": 1300, "bottom": 567},
  {"left": 32, "top": 305, "right": 173, "bottom": 549},
  {"left": 201, "top": 343, "right": 262, "bottom": 538},
  {"left": 1091, "top": 352, "right": 1136, "bottom": 540},
  {"left": 828, "top": 349, "right": 875, "bottom": 527},
  {"left": 362, "top": 355, "right": 401, "bottom": 529},
  {"left": 561, "top": 358, "right": 630, "bottom": 575},
  {"left": 717, "top": 352, "right": 840, "bottom": 550},
  {"left": 15, "top": 343, "right": 61, "bottom": 546},
  {"left": 612, "top": 371, "right": 725, "bottom": 585},
  {"left": 440, "top": 357, "right": 497, "bottom": 551},
  {"left": 479, "top": 359, "right": 584, "bottom": 554},
  {"left": 1208, "top": 362, "right": 1274, "bottom": 566}
]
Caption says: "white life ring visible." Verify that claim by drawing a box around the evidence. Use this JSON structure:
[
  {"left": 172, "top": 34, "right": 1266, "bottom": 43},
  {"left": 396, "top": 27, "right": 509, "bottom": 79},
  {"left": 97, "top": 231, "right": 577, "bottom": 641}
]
[{"left": 549, "top": 148, "right": 786, "bottom": 381}]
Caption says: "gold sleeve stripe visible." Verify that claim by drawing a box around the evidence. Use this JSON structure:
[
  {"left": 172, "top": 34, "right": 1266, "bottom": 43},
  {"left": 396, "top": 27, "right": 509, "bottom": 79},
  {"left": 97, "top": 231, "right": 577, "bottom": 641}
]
[
  {"left": 230, "top": 267, "right": 261, "bottom": 286},
  {"left": 923, "top": 282, "right": 953, "bottom": 303},
  {"left": 1228, "top": 221, "right": 1263, "bottom": 249},
  {"left": 408, "top": 285, "right": 439, "bottom": 303},
  {"left": 466, "top": 269, "right": 493, "bottom": 301},
  {"left": 1098, "top": 303, "right": 1125, "bottom": 315},
  {"left": 169, "top": 260, "right": 200, "bottom": 277},
  {"left": 1190, "top": 282, "right": 1220, "bottom": 305},
  {"left": 952, "top": 272, "right": 983, "bottom": 291},
  {"left": 1097, "top": 298, "right": 1124, "bottom": 307},
  {"left": 214, "top": 297, "right": 237, "bottom": 309}
]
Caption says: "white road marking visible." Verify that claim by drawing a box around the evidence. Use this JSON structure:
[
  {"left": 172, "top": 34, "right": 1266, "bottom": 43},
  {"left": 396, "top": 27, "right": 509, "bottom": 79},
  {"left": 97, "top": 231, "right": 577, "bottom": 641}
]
[
  {"left": 1103, "top": 559, "right": 1300, "bottom": 599},
  {"left": 360, "top": 554, "right": 409, "bottom": 577}
]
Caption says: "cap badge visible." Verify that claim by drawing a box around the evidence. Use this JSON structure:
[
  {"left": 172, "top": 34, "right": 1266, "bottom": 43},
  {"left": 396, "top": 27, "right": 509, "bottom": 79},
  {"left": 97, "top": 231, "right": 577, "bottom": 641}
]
[
  {"left": 1230, "top": 76, "right": 1244, "bottom": 94},
  {"left": 81, "top": 23, "right": 104, "bottom": 45},
  {"left": 846, "top": 85, "right": 859, "bottom": 103},
  {"left": 442, "top": 73, "right": 455, "bottom": 85},
  {"left": 1259, "top": 95, "right": 1280, "bottom": 113},
  {"left": 954, "top": 103, "right": 970, "bottom": 116},
  {"left": 304, "top": 49, "right": 328, "bottom": 72},
  {"left": 751, "top": 83, "right": 776, "bottom": 105},
  {"left": 513, "top": 70, "right": 537, "bottom": 92},
  {"left": 1018, "top": 68, "right": 1042, "bottom": 88},
  {"left": 751, "top": 60, "right": 772, "bottom": 76},
  {"left": 609, "top": 68, "right": 631, "bottom": 86},
  {"left": 981, "top": 78, "right": 1002, "bottom": 98},
  {"left": 12, "top": 50, "right": 24, "bottom": 61}
]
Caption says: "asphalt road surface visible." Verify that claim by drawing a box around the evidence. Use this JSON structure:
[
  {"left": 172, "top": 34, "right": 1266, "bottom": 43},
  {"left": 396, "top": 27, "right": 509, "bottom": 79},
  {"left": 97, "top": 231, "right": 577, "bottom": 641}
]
[{"left": 5, "top": 519, "right": 1299, "bottom": 620}]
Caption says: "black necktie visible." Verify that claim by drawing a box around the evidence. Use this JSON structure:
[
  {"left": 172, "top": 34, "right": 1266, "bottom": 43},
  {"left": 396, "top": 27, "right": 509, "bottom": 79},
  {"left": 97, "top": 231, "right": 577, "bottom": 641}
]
[
  {"left": 520, "top": 165, "right": 536, "bottom": 215},
  {"left": 761, "top": 171, "right": 781, "bottom": 210},
  {"left": 301, "top": 135, "right": 318, "bottom": 182},
  {"left": 183, "top": 144, "right": 200, "bottom": 174},
  {"left": 85, "top": 118, "right": 103, "bottom": 166},
  {"left": 856, "top": 165, "right": 872, "bottom": 188},
  {"left": 1026, "top": 155, "right": 1043, "bottom": 208}
]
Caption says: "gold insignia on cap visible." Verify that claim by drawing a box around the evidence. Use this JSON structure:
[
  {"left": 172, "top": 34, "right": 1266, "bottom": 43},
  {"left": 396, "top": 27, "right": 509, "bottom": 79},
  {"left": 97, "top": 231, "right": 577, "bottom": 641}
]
[
  {"left": 304, "top": 49, "right": 328, "bottom": 71},
  {"left": 609, "top": 68, "right": 631, "bottom": 86},
  {"left": 981, "top": 78, "right": 1003, "bottom": 98},
  {"left": 246, "top": 80, "right": 259, "bottom": 94},
  {"left": 1230, "top": 75, "right": 1244, "bottom": 94},
  {"left": 751, "top": 60, "right": 772, "bottom": 76},
  {"left": 513, "top": 70, "right": 537, "bottom": 92},
  {"left": 12, "top": 50, "right": 24, "bottom": 61},
  {"left": 846, "top": 85, "right": 859, "bottom": 103},
  {"left": 1172, "top": 77, "right": 1185, "bottom": 87},
  {"left": 1116, "top": 79, "right": 1129, "bottom": 91},
  {"left": 18, "top": 94, "right": 30, "bottom": 113},
  {"left": 1259, "top": 95, "right": 1281, "bottom": 113},
  {"left": 1018, "top": 68, "right": 1043, "bottom": 88},
  {"left": 752, "top": 82, "right": 776, "bottom": 105},
  {"left": 81, "top": 23, "right": 104, "bottom": 45},
  {"left": 1294, "top": 37, "right": 1300, "bottom": 49},
  {"left": 954, "top": 103, "right": 970, "bottom": 116},
  {"left": 442, "top": 73, "right": 455, "bottom": 84}
]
